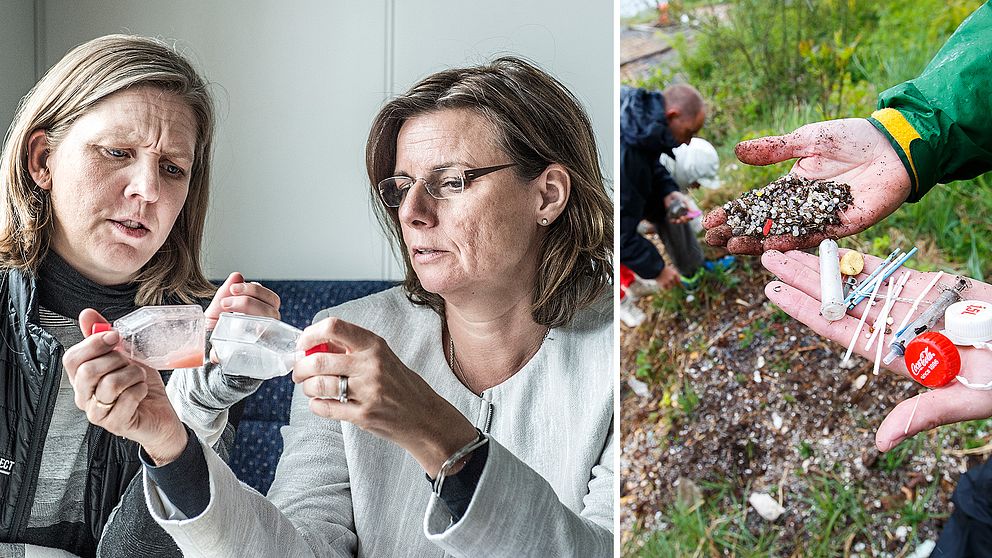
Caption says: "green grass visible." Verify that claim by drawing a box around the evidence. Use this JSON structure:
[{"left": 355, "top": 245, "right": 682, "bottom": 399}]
[
  {"left": 635, "top": 339, "right": 672, "bottom": 384},
  {"left": 879, "top": 436, "right": 926, "bottom": 473},
  {"left": 626, "top": 480, "right": 780, "bottom": 557},
  {"left": 803, "top": 474, "right": 869, "bottom": 556}
]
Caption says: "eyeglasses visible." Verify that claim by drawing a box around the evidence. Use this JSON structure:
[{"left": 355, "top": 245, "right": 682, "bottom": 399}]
[{"left": 376, "top": 163, "right": 517, "bottom": 208}]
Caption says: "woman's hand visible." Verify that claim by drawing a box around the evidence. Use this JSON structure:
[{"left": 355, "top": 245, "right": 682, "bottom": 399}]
[
  {"left": 63, "top": 309, "right": 188, "bottom": 464},
  {"left": 704, "top": 119, "right": 912, "bottom": 254},
  {"left": 205, "top": 272, "right": 281, "bottom": 331},
  {"left": 761, "top": 249, "right": 992, "bottom": 452},
  {"left": 293, "top": 317, "right": 478, "bottom": 476}
]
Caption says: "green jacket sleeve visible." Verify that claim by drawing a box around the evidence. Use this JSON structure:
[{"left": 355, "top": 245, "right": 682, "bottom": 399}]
[{"left": 867, "top": 1, "right": 992, "bottom": 202}]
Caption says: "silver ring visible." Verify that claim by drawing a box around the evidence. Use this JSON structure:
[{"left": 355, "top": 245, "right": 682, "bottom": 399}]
[{"left": 338, "top": 376, "right": 348, "bottom": 404}]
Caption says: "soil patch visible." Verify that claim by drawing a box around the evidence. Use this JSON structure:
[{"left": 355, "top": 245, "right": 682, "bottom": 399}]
[{"left": 621, "top": 257, "right": 986, "bottom": 555}]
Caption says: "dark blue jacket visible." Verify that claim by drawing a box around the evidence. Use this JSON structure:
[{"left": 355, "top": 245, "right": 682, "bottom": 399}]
[
  {"left": 933, "top": 458, "right": 992, "bottom": 557},
  {"left": 620, "top": 86, "right": 681, "bottom": 279}
]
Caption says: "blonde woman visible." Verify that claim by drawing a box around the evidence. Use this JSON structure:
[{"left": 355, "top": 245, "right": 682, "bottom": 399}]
[{"left": 0, "top": 35, "right": 279, "bottom": 557}]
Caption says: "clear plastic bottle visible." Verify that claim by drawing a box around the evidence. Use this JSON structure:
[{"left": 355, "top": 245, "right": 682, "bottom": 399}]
[
  {"left": 210, "top": 312, "right": 320, "bottom": 380},
  {"left": 95, "top": 305, "right": 206, "bottom": 370}
]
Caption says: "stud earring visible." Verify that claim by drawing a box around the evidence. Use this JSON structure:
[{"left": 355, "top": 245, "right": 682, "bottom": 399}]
[{"left": 540, "top": 218, "right": 549, "bottom": 226}]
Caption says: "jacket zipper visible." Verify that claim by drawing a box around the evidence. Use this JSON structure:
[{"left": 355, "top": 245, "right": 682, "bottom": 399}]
[{"left": 12, "top": 333, "right": 62, "bottom": 539}]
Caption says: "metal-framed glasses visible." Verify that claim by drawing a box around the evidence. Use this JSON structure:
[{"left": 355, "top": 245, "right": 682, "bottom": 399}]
[{"left": 376, "top": 163, "right": 517, "bottom": 208}]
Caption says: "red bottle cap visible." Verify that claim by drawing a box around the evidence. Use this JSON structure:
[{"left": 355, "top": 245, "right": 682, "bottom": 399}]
[
  {"left": 904, "top": 331, "right": 961, "bottom": 388},
  {"left": 90, "top": 322, "right": 112, "bottom": 336},
  {"left": 305, "top": 343, "right": 330, "bottom": 356}
]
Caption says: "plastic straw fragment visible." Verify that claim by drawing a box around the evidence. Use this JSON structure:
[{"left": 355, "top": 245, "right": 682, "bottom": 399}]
[
  {"left": 865, "top": 271, "right": 910, "bottom": 352},
  {"left": 849, "top": 247, "right": 918, "bottom": 309},
  {"left": 843, "top": 249, "right": 899, "bottom": 306},
  {"left": 905, "top": 394, "right": 923, "bottom": 435},
  {"left": 842, "top": 271, "right": 885, "bottom": 365},
  {"left": 872, "top": 279, "right": 897, "bottom": 376},
  {"left": 893, "top": 271, "right": 944, "bottom": 338}
]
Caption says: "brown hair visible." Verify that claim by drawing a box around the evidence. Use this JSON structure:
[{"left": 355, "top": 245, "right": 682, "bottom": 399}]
[
  {"left": 366, "top": 57, "right": 613, "bottom": 328},
  {"left": 0, "top": 34, "right": 215, "bottom": 304}
]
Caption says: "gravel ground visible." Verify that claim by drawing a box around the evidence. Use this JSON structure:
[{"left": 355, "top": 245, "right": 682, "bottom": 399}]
[{"left": 620, "top": 255, "right": 990, "bottom": 556}]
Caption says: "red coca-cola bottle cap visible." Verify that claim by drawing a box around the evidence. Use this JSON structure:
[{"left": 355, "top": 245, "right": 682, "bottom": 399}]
[
  {"left": 90, "top": 322, "right": 112, "bottom": 336},
  {"left": 904, "top": 331, "right": 961, "bottom": 388}
]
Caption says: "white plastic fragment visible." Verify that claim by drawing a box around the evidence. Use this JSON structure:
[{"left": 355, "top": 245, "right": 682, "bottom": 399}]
[
  {"left": 907, "top": 540, "right": 936, "bottom": 558},
  {"left": 748, "top": 492, "right": 785, "bottom": 521},
  {"left": 627, "top": 377, "right": 651, "bottom": 398},
  {"left": 853, "top": 374, "right": 868, "bottom": 390}
]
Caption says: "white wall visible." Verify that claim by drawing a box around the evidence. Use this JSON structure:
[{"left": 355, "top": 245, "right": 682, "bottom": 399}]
[
  {"left": 0, "top": 1, "right": 37, "bottom": 137},
  {"left": 27, "top": 0, "right": 612, "bottom": 280}
]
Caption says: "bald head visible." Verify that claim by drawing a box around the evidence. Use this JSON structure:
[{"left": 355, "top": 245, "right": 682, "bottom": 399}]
[
  {"left": 661, "top": 84, "right": 705, "bottom": 145},
  {"left": 662, "top": 84, "right": 704, "bottom": 116}
]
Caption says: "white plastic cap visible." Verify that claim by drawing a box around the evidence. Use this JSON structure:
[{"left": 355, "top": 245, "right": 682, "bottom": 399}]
[
  {"left": 942, "top": 299, "right": 992, "bottom": 345},
  {"left": 659, "top": 137, "right": 721, "bottom": 190}
]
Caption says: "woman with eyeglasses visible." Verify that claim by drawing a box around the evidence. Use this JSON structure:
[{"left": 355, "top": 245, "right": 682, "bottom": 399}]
[{"left": 132, "top": 57, "right": 614, "bottom": 557}]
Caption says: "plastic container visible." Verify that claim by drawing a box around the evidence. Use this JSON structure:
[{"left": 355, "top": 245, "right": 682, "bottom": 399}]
[
  {"left": 211, "top": 313, "right": 329, "bottom": 380},
  {"left": 94, "top": 305, "right": 205, "bottom": 370},
  {"left": 818, "top": 239, "right": 845, "bottom": 321},
  {"left": 942, "top": 299, "right": 992, "bottom": 346}
]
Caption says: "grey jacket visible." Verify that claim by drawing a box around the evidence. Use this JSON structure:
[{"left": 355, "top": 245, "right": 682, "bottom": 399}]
[{"left": 144, "top": 287, "right": 614, "bottom": 557}]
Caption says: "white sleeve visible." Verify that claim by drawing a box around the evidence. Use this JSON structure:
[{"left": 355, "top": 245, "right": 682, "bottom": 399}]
[
  {"left": 165, "top": 362, "right": 260, "bottom": 447},
  {"left": 144, "top": 387, "right": 357, "bottom": 558},
  {"left": 424, "top": 428, "right": 614, "bottom": 557}
]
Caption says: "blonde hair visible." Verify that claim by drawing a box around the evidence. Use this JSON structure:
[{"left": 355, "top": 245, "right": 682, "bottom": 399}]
[
  {"left": 366, "top": 57, "right": 613, "bottom": 328},
  {"left": 0, "top": 34, "right": 215, "bottom": 304}
]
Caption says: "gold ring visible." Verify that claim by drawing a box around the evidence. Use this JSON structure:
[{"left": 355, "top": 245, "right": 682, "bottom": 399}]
[{"left": 92, "top": 395, "right": 115, "bottom": 409}]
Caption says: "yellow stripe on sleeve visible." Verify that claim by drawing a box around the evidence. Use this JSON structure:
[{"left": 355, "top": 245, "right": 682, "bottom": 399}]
[{"left": 871, "top": 108, "right": 921, "bottom": 187}]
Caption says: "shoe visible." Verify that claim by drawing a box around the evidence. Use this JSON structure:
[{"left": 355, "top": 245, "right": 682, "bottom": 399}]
[
  {"left": 680, "top": 269, "right": 703, "bottom": 291},
  {"left": 628, "top": 276, "right": 660, "bottom": 298},
  {"left": 619, "top": 297, "right": 646, "bottom": 328},
  {"left": 703, "top": 255, "right": 736, "bottom": 273}
]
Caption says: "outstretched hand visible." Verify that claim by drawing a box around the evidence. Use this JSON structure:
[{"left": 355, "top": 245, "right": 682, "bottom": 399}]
[
  {"left": 704, "top": 118, "right": 912, "bottom": 254},
  {"left": 293, "top": 317, "right": 478, "bottom": 477},
  {"left": 64, "top": 309, "right": 188, "bottom": 464},
  {"left": 761, "top": 249, "right": 992, "bottom": 452}
]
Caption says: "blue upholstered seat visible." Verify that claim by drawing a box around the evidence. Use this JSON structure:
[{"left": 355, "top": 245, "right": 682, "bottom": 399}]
[{"left": 227, "top": 280, "right": 395, "bottom": 494}]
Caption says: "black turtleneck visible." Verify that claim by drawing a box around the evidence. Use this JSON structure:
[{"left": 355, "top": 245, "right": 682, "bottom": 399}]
[{"left": 37, "top": 251, "right": 141, "bottom": 321}]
